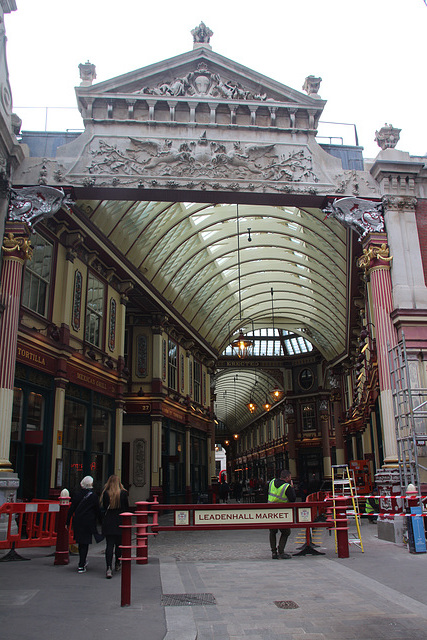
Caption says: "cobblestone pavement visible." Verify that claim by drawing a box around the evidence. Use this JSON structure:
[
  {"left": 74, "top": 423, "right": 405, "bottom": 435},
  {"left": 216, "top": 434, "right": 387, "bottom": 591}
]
[
  {"left": 2, "top": 516, "right": 427, "bottom": 640},
  {"left": 150, "top": 517, "right": 427, "bottom": 640}
]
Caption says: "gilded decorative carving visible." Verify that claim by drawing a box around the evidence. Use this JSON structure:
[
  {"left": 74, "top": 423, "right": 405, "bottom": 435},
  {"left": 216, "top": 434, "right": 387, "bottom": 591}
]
[
  {"left": 2, "top": 231, "right": 32, "bottom": 260},
  {"left": 87, "top": 135, "right": 318, "bottom": 184},
  {"left": 323, "top": 197, "right": 384, "bottom": 240},
  {"left": 358, "top": 243, "right": 392, "bottom": 274},
  {"left": 382, "top": 195, "right": 417, "bottom": 212}
]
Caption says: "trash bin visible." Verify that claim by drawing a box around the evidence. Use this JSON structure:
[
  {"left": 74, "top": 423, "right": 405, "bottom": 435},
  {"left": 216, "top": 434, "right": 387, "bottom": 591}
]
[{"left": 406, "top": 506, "right": 427, "bottom": 554}]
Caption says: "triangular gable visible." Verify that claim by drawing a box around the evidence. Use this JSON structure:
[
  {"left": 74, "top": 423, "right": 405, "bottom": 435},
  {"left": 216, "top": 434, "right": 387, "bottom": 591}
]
[{"left": 76, "top": 47, "right": 325, "bottom": 111}]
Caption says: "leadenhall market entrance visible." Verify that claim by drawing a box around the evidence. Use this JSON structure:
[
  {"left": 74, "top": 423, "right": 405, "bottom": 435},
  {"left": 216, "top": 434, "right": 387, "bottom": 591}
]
[{"left": 2, "top": 22, "right": 427, "bottom": 543}]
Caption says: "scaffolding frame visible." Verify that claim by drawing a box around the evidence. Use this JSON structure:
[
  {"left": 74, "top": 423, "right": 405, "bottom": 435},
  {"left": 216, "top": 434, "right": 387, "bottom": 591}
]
[{"left": 388, "top": 335, "right": 427, "bottom": 506}]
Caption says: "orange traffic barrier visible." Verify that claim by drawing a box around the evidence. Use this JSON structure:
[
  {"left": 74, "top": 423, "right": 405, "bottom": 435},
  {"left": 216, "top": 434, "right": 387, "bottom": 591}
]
[{"left": 0, "top": 501, "right": 60, "bottom": 551}]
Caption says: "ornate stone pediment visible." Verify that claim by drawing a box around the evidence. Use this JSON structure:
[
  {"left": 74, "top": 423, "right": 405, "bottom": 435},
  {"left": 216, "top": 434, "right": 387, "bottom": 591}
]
[
  {"left": 13, "top": 35, "right": 381, "bottom": 200},
  {"left": 135, "top": 61, "right": 270, "bottom": 101},
  {"left": 75, "top": 47, "right": 326, "bottom": 116}
]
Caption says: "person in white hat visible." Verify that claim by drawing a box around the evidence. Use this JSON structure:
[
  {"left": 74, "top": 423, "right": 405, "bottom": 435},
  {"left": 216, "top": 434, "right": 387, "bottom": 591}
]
[{"left": 66, "top": 476, "right": 103, "bottom": 572}]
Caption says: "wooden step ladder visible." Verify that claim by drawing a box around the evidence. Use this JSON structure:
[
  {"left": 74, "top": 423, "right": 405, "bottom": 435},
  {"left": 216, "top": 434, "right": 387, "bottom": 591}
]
[{"left": 331, "top": 464, "right": 364, "bottom": 553}]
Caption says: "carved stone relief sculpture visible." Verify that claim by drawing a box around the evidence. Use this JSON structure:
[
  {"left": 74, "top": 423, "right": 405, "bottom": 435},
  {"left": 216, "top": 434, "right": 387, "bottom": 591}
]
[
  {"left": 133, "top": 439, "right": 146, "bottom": 487},
  {"left": 86, "top": 134, "right": 318, "bottom": 184},
  {"left": 137, "top": 62, "right": 268, "bottom": 101}
]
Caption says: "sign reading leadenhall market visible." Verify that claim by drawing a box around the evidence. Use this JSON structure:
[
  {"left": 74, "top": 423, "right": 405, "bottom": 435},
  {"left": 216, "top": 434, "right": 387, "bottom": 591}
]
[{"left": 12, "top": 22, "right": 380, "bottom": 204}]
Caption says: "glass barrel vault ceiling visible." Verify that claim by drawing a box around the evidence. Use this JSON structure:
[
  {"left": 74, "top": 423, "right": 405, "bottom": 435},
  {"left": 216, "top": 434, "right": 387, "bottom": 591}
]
[
  {"left": 79, "top": 200, "right": 349, "bottom": 431},
  {"left": 80, "top": 200, "right": 348, "bottom": 360}
]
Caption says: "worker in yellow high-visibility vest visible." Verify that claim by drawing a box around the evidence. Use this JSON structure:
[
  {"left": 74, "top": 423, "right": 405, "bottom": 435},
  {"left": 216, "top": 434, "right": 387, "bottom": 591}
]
[{"left": 268, "top": 469, "right": 296, "bottom": 559}]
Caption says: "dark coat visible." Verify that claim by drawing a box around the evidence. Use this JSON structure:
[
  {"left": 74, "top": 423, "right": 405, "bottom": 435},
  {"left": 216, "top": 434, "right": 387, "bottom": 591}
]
[
  {"left": 101, "top": 489, "right": 129, "bottom": 537},
  {"left": 66, "top": 488, "right": 103, "bottom": 545}
]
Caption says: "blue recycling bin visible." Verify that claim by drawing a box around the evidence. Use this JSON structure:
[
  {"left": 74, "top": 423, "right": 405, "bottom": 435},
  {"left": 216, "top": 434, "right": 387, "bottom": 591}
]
[{"left": 406, "top": 506, "right": 427, "bottom": 554}]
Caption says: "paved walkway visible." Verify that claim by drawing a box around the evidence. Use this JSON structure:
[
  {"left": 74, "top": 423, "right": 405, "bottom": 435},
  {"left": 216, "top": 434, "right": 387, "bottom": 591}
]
[{"left": 1, "top": 517, "right": 427, "bottom": 639}]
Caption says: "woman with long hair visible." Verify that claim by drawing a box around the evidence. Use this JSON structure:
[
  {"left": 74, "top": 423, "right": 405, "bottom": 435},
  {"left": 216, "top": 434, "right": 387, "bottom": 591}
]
[{"left": 100, "top": 475, "right": 129, "bottom": 579}]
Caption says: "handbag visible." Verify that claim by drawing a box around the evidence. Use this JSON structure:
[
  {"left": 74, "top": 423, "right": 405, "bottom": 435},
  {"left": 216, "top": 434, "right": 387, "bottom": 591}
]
[{"left": 94, "top": 531, "right": 104, "bottom": 543}]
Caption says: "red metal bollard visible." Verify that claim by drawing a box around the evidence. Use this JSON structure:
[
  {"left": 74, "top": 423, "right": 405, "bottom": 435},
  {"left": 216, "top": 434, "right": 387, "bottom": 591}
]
[
  {"left": 54, "top": 490, "right": 70, "bottom": 566},
  {"left": 334, "top": 496, "right": 350, "bottom": 558},
  {"left": 135, "top": 501, "right": 148, "bottom": 565},
  {"left": 120, "top": 512, "right": 134, "bottom": 607}
]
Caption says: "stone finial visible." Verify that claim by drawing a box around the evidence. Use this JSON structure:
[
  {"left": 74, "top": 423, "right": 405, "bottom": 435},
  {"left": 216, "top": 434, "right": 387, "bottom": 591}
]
[
  {"left": 302, "top": 75, "right": 322, "bottom": 98},
  {"left": 375, "top": 123, "right": 401, "bottom": 150},
  {"left": 191, "top": 22, "right": 213, "bottom": 50},
  {"left": 11, "top": 112, "right": 21, "bottom": 136},
  {"left": 79, "top": 60, "right": 97, "bottom": 86}
]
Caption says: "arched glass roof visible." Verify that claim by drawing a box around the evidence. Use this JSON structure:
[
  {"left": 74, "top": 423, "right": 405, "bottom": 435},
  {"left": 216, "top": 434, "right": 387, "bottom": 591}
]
[
  {"left": 222, "top": 328, "right": 313, "bottom": 357},
  {"left": 79, "top": 200, "right": 348, "bottom": 361}
]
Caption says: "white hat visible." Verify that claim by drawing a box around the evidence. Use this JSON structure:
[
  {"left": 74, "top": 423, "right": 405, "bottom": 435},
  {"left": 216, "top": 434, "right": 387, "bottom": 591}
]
[{"left": 80, "top": 475, "right": 93, "bottom": 489}]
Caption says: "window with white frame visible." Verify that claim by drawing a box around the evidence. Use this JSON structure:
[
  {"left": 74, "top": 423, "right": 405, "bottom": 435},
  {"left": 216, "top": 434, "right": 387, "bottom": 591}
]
[
  {"left": 22, "top": 232, "right": 53, "bottom": 317},
  {"left": 168, "top": 339, "right": 177, "bottom": 390},
  {"left": 85, "top": 273, "right": 105, "bottom": 347}
]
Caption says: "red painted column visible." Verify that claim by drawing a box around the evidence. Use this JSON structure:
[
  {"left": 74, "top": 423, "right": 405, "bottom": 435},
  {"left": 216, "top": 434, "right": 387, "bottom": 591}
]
[
  {"left": 0, "top": 222, "right": 32, "bottom": 473},
  {"left": 358, "top": 234, "right": 398, "bottom": 463}
]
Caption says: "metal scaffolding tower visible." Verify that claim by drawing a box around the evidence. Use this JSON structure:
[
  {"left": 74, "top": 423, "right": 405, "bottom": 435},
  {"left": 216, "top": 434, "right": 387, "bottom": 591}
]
[{"left": 388, "top": 335, "right": 427, "bottom": 504}]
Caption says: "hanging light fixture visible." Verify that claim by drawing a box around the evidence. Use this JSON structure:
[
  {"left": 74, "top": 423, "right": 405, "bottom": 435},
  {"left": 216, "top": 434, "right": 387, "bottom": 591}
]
[
  {"left": 230, "top": 204, "right": 253, "bottom": 359},
  {"left": 246, "top": 379, "right": 258, "bottom": 413},
  {"left": 246, "top": 399, "right": 257, "bottom": 413},
  {"left": 270, "top": 384, "right": 283, "bottom": 401},
  {"left": 263, "top": 397, "right": 272, "bottom": 411},
  {"left": 269, "top": 287, "right": 283, "bottom": 401}
]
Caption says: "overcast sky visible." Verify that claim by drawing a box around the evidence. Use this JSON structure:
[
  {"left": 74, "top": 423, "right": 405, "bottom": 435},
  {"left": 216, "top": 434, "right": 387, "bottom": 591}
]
[{"left": 4, "top": 0, "right": 426, "bottom": 159}]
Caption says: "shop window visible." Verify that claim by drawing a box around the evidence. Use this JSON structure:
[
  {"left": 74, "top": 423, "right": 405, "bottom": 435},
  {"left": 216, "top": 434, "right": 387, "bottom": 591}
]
[
  {"left": 63, "top": 394, "right": 113, "bottom": 491},
  {"left": 168, "top": 429, "right": 185, "bottom": 496},
  {"left": 22, "top": 232, "right": 53, "bottom": 317},
  {"left": 191, "top": 433, "right": 207, "bottom": 493},
  {"left": 85, "top": 273, "right": 105, "bottom": 347},
  {"left": 91, "top": 407, "right": 111, "bottom": 487},
  {"left": 168, "top": 339, "right": 177, "bottom": 391},
  {"left": 11, "top": 387, "right": 23, "bottom": 442},
  {"left": 10, "top": 383, "right": 52, "bottom": 500},
  {"left": 26, "top": 392, "right": 45, "bottom": 444},
  {"left": 193, "top": 360, "right": 201, "bottom": 403},
  {"left": 63, "top": 399, "right": 87, "bottom": 490}
]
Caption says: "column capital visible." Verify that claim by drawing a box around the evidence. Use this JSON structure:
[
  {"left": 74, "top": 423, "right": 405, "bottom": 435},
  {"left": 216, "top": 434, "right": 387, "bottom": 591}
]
[
  {"left": 382, "top": 195, "right": 417, "bottom": 212},
  {"left": 358, "top": 237, "right": 392, "bottom": 275},
  {"left": 2, "top": 221, "right": 32, "bottom": 262}
]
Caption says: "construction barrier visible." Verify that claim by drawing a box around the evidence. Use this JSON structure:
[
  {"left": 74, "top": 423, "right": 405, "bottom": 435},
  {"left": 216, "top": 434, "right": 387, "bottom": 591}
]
[
  {"left": 150, "top": 497, "right": 350, "bottom": 558},
  {"left": 0, "top": 501, "right": 60, "bottom": 560}
]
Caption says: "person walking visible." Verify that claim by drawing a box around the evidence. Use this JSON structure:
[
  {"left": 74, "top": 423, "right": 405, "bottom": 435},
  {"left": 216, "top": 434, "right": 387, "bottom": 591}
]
[
  {"left": 267, "top": 469, "right": 296, "bottom": 559},
  {"left": 100, "top": 475, "right": 129, "bottom": 579},
  {"left": 219, "top": 476, "right": 230, "bottom": 503},
  {"left": 66, "top": 475, "right": 103, "bottom": 573}
]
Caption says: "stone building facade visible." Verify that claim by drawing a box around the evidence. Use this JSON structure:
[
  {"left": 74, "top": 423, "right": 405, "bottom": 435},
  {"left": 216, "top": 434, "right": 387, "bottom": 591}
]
[{"left": 1, "top": 19, "right": 427, "bottom": 541}]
